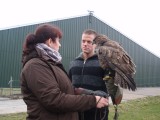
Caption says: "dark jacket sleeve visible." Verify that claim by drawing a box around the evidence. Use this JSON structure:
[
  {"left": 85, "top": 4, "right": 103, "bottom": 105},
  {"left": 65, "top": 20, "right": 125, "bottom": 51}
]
[{"left": 22, "top": 59, "right": 96, "bottom": 113}]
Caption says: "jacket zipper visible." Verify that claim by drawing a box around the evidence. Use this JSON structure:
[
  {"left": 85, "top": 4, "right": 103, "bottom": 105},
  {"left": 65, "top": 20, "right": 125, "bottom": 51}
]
[
  {"left": 81, "top": 60, "right": 86, "bottom": 86},
  {"left": 81, "top": 60, "right": 86, "bottom": 75}
]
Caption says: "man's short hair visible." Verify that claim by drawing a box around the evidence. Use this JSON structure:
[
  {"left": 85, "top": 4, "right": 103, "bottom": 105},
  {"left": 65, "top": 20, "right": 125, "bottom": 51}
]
[{"left": 83, "top": 29, "right": 98, "bottom": 36}]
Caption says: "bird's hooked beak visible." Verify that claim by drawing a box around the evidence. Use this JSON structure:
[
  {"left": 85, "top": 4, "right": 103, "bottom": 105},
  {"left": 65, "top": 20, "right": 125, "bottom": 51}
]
[
  {"left": 92, "top": 36, "right": 97, "bottom": 45},
  {"left": 92, "top": 40, "right": 96, "bottom": 45}
]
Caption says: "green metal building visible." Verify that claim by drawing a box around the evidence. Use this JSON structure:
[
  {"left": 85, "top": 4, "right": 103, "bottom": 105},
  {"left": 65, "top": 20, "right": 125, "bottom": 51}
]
[{"left": 0, "top": 15, "right": 160, "bottom": 88}]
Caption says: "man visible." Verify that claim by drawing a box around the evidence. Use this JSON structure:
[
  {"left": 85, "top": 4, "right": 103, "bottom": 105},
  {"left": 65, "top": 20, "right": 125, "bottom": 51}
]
[{"left": 69, "top": 29, "right": 109, "bottom": 120}]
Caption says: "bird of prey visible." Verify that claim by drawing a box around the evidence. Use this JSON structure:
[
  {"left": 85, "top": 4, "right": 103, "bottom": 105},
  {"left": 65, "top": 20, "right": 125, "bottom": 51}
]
[
  {"left": 93, "top": 34, "right": 136, "bottom": 91},
  {"left": 93, "top": 34, "right": 136, "bottom": 119}
]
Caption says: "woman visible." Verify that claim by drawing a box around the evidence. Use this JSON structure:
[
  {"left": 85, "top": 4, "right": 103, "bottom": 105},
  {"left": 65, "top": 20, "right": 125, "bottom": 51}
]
[{"left": 20, "top": 24, "right": 108, "bottom": 120}]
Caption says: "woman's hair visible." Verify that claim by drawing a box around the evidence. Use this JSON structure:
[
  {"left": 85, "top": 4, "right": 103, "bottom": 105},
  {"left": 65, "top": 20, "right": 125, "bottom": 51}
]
[{"left": 23, "top": 23, "right": 62, "bottom": 55}]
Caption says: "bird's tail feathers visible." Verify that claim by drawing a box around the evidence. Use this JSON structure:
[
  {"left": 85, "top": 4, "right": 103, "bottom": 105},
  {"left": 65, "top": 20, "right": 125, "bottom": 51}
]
[{"left": 115, "top": 71, "right": 136, "bottom": 91}]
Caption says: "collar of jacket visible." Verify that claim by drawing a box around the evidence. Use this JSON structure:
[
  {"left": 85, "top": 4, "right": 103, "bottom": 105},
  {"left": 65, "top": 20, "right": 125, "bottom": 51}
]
[
  {"left": 22, "top": 50, "right": 56, "bottom": 67},
  {"left": 76, "top": 52, "right": 97, "bottom": 60}
]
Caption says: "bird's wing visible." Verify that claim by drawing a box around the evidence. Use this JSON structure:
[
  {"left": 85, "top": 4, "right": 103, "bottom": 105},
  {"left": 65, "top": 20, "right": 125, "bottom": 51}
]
[{"left": 97, "top": 41, "right": 136, "bottom": 91}]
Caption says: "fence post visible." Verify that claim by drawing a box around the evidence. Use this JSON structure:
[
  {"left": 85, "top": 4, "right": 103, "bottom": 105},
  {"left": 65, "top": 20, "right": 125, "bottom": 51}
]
[{"left": 8, "top": 76, "right": 13, "bottom": 96}]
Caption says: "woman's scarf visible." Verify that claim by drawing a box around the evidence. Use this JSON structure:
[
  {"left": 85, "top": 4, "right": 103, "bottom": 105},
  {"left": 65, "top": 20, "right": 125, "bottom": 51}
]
[{"left": 36, "top": 43, "right": 62, "bottom": 63}]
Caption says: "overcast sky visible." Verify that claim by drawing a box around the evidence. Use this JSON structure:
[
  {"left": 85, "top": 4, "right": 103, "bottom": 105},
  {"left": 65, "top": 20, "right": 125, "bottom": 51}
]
[{"left": 0, "top": 0, "right": 159, "bottom": 57}]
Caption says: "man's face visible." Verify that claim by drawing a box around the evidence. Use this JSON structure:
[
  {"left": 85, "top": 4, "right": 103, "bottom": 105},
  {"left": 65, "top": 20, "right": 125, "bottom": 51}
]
[{"left": 81, "top": 33, "right": 96, "bottom": 54}]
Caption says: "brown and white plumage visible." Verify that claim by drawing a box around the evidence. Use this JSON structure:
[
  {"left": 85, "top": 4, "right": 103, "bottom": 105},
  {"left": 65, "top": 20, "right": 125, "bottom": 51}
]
[{"left": 93, "top": 34, "right": 136, "bottom": 91}]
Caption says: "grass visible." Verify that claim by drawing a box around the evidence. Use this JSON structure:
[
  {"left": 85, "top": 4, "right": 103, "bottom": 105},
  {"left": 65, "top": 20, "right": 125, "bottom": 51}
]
[
  {"left": 108, "top": 96, "right": 160, "bottom": 120},
  {"left": 0, "top": 113, "right": 27, "bottom": 120},
  {"left": 0, "top": 96, "right": 160, "bottom": 120},
  {"left": 0, "top": 88, "right": 21, "bottom": 97}
]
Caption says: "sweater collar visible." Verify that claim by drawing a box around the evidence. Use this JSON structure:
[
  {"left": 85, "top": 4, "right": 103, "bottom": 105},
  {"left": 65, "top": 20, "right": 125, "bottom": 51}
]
[{"left": 77, "top": 52, "right": 97, "bottom": 60}]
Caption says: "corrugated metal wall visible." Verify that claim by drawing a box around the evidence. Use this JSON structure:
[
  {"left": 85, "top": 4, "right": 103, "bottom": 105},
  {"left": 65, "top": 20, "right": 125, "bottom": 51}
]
[{"left": 0, "top": 15, "right": 160, "bottom": 88}]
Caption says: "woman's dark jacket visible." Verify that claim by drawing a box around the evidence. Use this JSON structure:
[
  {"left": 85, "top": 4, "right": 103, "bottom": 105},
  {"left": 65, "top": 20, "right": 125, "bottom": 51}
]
[{"left": 20, "top": 51, "right": 96, "bottom": 120}]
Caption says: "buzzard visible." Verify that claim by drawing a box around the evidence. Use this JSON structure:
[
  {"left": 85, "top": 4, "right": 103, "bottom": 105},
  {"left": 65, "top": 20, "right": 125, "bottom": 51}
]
[
  {"left": 92, "top": 34, "right": 137, "bottom": 119},
  {"left": 93, "top": 34, "right": 136, "bottom": 91}
]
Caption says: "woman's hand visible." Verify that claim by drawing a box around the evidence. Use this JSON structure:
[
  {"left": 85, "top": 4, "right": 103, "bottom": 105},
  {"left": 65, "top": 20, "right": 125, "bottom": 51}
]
[{"left": 95, "top": 96, "right": 109, "bottom": 108}]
